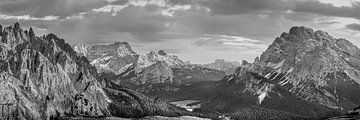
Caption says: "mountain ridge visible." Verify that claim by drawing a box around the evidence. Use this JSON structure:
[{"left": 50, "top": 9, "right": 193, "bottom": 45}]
[{"left": 73, "top": 43, "right": 226, "bottom": 86}]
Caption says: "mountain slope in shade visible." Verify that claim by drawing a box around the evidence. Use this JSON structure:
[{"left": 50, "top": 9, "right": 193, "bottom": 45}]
[
  {"left": 172, "top": 64, "right": 226, "bottom": 83},
  {"left": 328, "top": 106, "right": 360, "bottom": 120},
  {"left": 200, "top": 61, "right": 341, "bottom": 119},
  {"left": 0, "top": 23, "right": 216, "bottom": 120},
  {"left": 202, "top": 59, "right": 240, "bottom": 74},
  {"left": 1, "top": 23, "right": 109, "bottom": 119}
]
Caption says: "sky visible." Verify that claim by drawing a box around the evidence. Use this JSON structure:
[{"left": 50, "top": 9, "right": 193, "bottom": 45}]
[{"left": 0, "top": 0, "right": 359, "bottom": 64}]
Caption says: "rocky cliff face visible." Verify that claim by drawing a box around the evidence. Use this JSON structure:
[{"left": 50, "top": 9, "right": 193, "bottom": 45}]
[
  {"left": 0, "top": 23, "right": 210, "bottom": 120},
  {"left": 0, "top": 23, "right": 109, "bottom": 119},
  {"left": 257, "top": 26, "right": 360, "bottom": 110},
  {"left": 202, "top": 59, "right": 240, "bottom": 74}
]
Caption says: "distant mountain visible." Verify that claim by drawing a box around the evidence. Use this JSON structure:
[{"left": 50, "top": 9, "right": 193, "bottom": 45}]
[
  {"left": 172, "top": 64, "right": 226, "bottom": 83},
  {"left": 0, "top": 23, "right": 215, "bottom": 120},
  {"left": 202, "top": 59, "right": 240, "bottom": 74},
  {"left": 74, "top": 42, "right": 138, "bottom": 74},
  {"left": 136, "top": 50, "right": 187, "bottom": 69},
  {"left": 74, "top": 43, "right": 226, "bottom": 87}
]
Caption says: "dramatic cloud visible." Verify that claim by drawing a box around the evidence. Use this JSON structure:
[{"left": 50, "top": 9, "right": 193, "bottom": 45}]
[
  {"left": 0, "top": 0, "right": 107, "bottom": 18},
  {"left": 200, "top": 0, "right": 360, "bottom": 20},
  {"left": 293, "top": 0, "right": 360, "bottom": 20},
  {"left": 93, "top": 0, "right": 191, "bottom": 17},
  {"left": 200, "top": 0, "right": 293, "bottom": 15}
]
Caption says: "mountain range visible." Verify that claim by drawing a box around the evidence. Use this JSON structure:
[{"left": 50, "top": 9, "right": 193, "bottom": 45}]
[
  {"left": 1, "top": 22, "right": 359, "bottom": 120},
  {"left": 0, "top": 23, "right": 219, "bottom": 120}
]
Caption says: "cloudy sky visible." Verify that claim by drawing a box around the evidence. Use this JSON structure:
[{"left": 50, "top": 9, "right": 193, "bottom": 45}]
[{"left": 0, "top": 0, "right": 359, "bottom": 63}]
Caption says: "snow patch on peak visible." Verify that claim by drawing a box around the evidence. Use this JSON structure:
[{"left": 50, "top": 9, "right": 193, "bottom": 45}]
[
  {"left": 256, "top": 83, "right": 273, "bottom": 104},
  {"left": 258, "top": 91, "right": 267, "bottom": 104}
]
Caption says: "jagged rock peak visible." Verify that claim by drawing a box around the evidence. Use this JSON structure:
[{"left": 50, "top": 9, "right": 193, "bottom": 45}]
[
  {"left": 288, "top": 26, "right": 313, "bottom": 35},
  {"left": 149, "top": 50, "right": 171, "bottom": 57},
  {"left": 7, "top": 22, "right": 24, "bottom": 35},
  {"left": 158, "top": 50, "right": 167, "bottom": 56},
  {"left": 241, "top": 60, "right": 249, "bottom": 65},
  {"left": 149, "top": 50, "right": 157, "bottom": 55},
  {"left": 0, "top": 24, "right": 2, "bottom": 35},
  {"left": 0, "top": 22, "right": 109, "bottom": 119},
  {"left": 253, "top": 26, "right": 360, "bottom": 110},
  {"left": 14, "top": 22, "right": 21, "bottom": 29}
]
